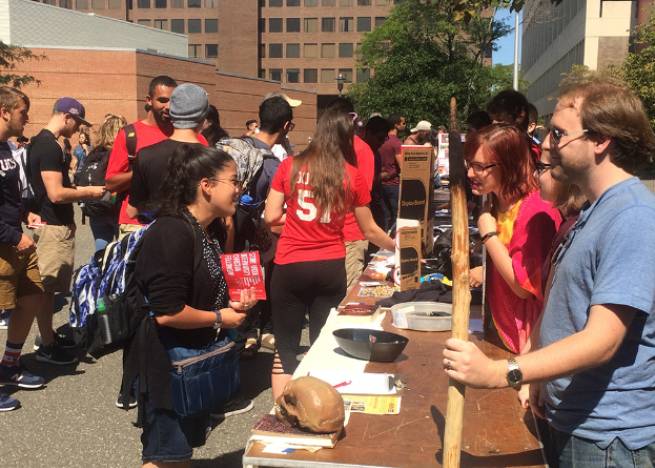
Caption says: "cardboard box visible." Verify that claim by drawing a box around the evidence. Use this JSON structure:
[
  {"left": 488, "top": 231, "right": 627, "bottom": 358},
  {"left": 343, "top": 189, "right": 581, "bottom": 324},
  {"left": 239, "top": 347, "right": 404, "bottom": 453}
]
[
  {"left": 398, "top": 145, "right": 434, "bottom": 254},
  {"left": 396, "top": 219, "right": 422, "bottom": 291}
]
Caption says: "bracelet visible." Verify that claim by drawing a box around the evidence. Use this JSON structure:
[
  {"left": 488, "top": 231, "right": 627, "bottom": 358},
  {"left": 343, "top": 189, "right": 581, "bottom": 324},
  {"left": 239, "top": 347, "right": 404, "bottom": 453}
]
[
  {"left": 212, "top": 309, "right": 222, "bottom": 330},
  {"left": 480, "top": 231, "right": 498, "bottom": 244}
]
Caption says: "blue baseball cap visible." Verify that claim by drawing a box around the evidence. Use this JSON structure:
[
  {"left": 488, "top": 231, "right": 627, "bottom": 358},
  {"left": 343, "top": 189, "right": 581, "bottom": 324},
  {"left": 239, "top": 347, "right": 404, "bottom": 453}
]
[{"left": 54, "top": 97, "right": 91, "bottom": 126}]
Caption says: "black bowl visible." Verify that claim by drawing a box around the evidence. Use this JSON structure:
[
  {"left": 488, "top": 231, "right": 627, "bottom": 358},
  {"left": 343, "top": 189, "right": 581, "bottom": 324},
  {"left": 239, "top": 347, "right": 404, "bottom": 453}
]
[{"left": 333, "top": 328, "right": 409, "bottom": 362}]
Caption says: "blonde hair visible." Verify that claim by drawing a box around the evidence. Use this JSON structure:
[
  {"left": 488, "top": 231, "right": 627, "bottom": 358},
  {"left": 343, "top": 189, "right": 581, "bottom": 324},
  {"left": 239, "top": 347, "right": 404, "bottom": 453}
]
[
  {"left": 96, "top": 114, "right": 127, "bottom": 150},
  {"left": 0, "top": 86, "right": 29, "bottom": 112}
]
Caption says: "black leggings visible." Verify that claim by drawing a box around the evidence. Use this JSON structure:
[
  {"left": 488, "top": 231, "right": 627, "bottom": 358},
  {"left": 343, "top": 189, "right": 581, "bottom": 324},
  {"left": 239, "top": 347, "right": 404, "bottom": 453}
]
[{"left": 271, "top": 258, "right": 346, "bottom": 374}]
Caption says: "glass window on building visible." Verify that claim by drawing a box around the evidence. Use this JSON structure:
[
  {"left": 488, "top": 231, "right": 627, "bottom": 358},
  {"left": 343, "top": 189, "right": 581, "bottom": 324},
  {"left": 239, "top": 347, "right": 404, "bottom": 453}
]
[
  {"left": 188, "top": 0, "right": 201, "bottom": 6},
  {"left": 339, "top": 17, "right": 353, "bottom": 32},
  {"left": 304, "top": 17, "right": 318, "bottom": 32},
  {"left": 375, "top": 16, "right": 385, "bottom": 27},
  {"left": 171, "top": 19, "right": 185, "bottom": 33},
  {"left": 59, "top": 0, "right": 72, "bottom": 9},
  {"left": 287, "top": 18, "right": 301, "bottom": 32},
  {"left": 321, "top": 68, "right": 336, "bottom": 83},
  {"left": 171, "top": 0, "right": 183, "bottom": 6},
  {"left": 304, "top": 0, "right": 318, "bottom": 5},
  {"left": 138, "top": 19, "right": 152, "bottom": 26},
  {"left": 75, "top": 0, "right": 88, "bottom": 8},
  {"left": 287, "top": 0, "right": 300, "bottom": 5},
  {"left": 322, "top": 17, "right": 335, "bottom": 32},
  {"left": 321, "top": 0, "right": 335, "bottom": 5},
  {"left": 204, "top": 0, "right": 216, "bottom": 6},
  {"left": 155, "top": 0, "right": 166, "bottom": 7},
  {"left": 259, "top": 18, "right": 265, "bottom": 33},
  {"left": 269, "top": 18, "right": 283, "bottom": 32},
  {"left": 321, "top": 43, "right": 335, "bottom": 58},
  {"left": 357, "top": 0, "right": 371, "bottom": 5},
  {"left": 269, "top": 0, "right": 282, "bottom": 6},
  {"left": 206, "top": 44, "right": 218, "bottom": 58},
  {"left": 205, "top": 19, "right": 218, "bottom": 33},
  {"left": 269, "top": 43, "right": 283, "bottom": 58},
  {"left": 357, "top": 17, "right": 371, "bottom": 32},
  {"left": 259, "top": 69, "right": 266, "bottom": 79},
  {"left": 287, "top": 69, "right": 300, "bottom": 83},
  {"left": 304, "top": 43, "right": 318, "bottom": 58},
  {"left": 270, "top": 69, "right": 282, "bottom": 81},
  {"left": 304, "top": 68, "right": 318, "bottom": 83},
  {"left": 356, "top": 68, "right": 370, "bottom": 82},
  {"left": 338, "top": 43, "right": 353, "bottom": 57},
  {"left": 286, "top": 43, "right": 300, "bottom": 58},
  {"left": 339, "top": 0, "right": 352, "bottom": 5},
  {"left": 260, "top": 44, "right": 266, "bottom": 58},
  {"left": 154, "top": 19, "right": 168, "bottom": 29},
  {"left": 91, "top": 0, "right": 104, "bottom": 8},
  {"left": 338, "top": 68, "right": 353, "bottom": 82},
  {"left": 188, "top": 19, "right": 201, "bottom": 33},
  {"left": 375, "top": 0, "right": 389, "bottom": 4},
  {"left": 188, "top": 44, "right": 201, "bottom": 58},
  {"left": 137, "top": 0, "right": 149, "bottom": 7}
]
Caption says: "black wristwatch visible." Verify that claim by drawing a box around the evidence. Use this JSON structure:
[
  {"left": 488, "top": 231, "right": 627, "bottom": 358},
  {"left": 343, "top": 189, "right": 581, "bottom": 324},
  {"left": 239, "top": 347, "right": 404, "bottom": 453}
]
[
  {"left": 506, "top": 357, "right": 523, "bottom": 389},
  {"left": 212, "top": 310, "right": 222, "bottom": 330}
]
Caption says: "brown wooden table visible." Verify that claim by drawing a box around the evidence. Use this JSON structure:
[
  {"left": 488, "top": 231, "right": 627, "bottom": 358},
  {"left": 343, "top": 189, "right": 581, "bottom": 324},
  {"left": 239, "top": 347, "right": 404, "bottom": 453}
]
[{"left": 243, "top": 266, "right": 546, "bottom": 468}]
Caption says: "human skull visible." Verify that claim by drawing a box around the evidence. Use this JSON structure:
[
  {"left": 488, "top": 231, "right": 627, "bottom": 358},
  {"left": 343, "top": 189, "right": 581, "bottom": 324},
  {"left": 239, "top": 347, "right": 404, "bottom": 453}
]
[{"left": 275, "top": 376, "right": 345, "bottom": 433}]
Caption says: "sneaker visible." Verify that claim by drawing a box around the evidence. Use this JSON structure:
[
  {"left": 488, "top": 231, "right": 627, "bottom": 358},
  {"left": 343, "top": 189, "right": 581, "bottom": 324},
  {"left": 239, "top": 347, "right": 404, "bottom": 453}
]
[
  {"left": 212, "top": 396, "right": 254, "bottom": 418},
  {"left": 0, "top": 365, "right": 45, "bottom": 389},
  {"left": 0, "top": 310, "right": 11, "bottom": 330},
  {"left": 115, "top": 392, "right": 138, "bottom": 409},
  {"left": 35, "top": 344, "right": 78, "bottom": 365},
  {"left": 260, "top": 333, "right": 276, "bottom": 351},
  {"left": 33, "top": 331, "right": 77, "bottom": 351},
  {"left": 0, "top": 394, "right": 19, "bottom": 412}
]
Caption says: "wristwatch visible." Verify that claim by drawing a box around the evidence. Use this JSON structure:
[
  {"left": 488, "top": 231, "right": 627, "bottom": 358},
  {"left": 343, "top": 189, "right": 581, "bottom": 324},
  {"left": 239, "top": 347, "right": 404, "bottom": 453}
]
[
  {"left": 506, "top": 358, "right": 523, "bottom": 389},
  {"left": 480, "top": 231, "right": 498, "bottom": 244},
  {"left": 212, "top": 310, "right": 222, "bottom": 330}
]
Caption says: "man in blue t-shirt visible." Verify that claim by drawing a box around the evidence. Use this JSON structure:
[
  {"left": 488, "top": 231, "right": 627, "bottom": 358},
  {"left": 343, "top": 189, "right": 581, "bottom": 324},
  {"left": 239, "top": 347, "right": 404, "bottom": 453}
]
[{"left": 443, "top": 75, "right": 655, "bottom": 466}]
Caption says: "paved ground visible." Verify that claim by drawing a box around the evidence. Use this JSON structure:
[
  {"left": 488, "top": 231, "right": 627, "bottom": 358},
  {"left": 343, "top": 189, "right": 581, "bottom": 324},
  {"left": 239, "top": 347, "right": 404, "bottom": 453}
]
[{"left": 0, "top": 207, "right": 282, "bottom": 467}]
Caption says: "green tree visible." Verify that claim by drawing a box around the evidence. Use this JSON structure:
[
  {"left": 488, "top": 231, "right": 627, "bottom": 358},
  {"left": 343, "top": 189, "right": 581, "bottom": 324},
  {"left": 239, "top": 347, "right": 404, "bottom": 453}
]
[
  {"left": 0, "top": 41, "right": 41, "bottom": 88},
  {"left": 348, "top": 0, "right": 511, "bottom": 127},
  {"left": 622, "top": 11, "right": 655, "bottom": 129}
]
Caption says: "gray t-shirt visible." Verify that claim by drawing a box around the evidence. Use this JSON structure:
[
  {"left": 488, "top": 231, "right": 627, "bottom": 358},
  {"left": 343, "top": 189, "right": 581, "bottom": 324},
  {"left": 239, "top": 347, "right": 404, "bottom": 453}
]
[{"left": 540, "top": 177, "right": 655, "bottom": 450}]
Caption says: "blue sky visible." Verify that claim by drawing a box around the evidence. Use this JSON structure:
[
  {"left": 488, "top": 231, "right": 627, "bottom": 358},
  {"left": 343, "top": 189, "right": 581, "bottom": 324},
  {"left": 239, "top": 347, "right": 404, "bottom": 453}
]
[{"left": 493, "top": 8, "right": 520, "bottom": 66}]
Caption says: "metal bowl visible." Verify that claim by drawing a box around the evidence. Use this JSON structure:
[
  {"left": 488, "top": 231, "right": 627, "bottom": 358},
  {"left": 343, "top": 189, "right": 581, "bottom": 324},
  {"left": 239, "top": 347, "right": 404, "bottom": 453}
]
[{"left": 333, "top": 328, "right": 409, "bottom": 362}]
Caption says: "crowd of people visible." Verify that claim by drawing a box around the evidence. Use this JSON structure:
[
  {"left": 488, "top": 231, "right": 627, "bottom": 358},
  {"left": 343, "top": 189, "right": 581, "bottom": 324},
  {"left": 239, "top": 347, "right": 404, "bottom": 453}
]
[{"left": 0, "top": 70, "right": 654, "bottom": 467}]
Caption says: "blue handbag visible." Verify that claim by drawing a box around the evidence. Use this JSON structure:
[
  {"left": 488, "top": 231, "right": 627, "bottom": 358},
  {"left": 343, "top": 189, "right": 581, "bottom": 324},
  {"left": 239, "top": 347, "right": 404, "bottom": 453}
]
[{"left": 167, "top": 335, "right": 240, "bottom": 418}]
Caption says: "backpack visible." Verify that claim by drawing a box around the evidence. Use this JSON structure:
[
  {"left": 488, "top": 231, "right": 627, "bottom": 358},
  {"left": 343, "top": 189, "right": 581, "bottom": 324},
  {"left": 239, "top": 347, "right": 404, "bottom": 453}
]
[
  {"left": 217, "top": 137, "right": 278, "bottom": 252},
  {"left": 74, "top": 147, "right": 117, "bottom": 218},
  {"left": 69, "top": 222, "right": 153, "bottom": 355}
]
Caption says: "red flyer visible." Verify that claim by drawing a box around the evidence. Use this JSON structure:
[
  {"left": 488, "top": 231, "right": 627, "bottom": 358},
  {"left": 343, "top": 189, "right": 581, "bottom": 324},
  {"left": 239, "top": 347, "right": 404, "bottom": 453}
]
[{"left": 220, "top": 251, "right": 267, "bottom": 301}]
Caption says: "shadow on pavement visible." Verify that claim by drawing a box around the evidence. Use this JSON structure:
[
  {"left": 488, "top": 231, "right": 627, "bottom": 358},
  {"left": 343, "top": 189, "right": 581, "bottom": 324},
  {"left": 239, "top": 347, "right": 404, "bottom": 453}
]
[
  {"left": 239, "top": 351, "right": 274, "bottom": 400},
  {"left": 193, "top": 449, "right": 244, "bottom": 468}
]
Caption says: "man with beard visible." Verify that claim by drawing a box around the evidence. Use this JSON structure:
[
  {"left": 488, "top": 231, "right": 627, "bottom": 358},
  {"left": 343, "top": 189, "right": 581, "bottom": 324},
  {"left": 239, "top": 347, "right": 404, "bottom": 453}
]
[
  {"left": 29, "top": 97, "right": 106, "bottom": 365},
  {"left": 105, "top": 75, "right": 177, "bottom": 237}
]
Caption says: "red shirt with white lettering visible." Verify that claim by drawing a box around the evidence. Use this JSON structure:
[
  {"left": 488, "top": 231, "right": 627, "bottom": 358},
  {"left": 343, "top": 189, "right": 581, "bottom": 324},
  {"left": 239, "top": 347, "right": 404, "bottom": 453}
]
[
  {"left": 271, "top": 157, "right": 371, "bottom": 265},
  {"left": 342, "top": 135, "right": 374, "bottom": 242}
]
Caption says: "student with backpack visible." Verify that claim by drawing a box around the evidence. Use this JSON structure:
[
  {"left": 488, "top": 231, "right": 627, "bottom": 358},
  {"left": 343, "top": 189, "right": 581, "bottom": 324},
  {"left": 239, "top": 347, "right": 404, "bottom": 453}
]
[
  {"left": 76, "top": 114, "right": 126, "bottom": 251},
  {"left": 265, "top": 107, "right": 395, "bottom": 400},
  {"left": 122, "top": 144, "right": 255, "bottom": 466}
]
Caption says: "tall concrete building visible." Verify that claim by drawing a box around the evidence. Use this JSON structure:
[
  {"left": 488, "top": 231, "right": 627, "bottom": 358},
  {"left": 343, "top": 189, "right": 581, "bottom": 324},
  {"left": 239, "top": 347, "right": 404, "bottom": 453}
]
[
  {"left": 30, "top": 0, "right": 397, "bottom": 101},
  {"left": 522, "top": 0, "right": 653, "bottom": 117}
]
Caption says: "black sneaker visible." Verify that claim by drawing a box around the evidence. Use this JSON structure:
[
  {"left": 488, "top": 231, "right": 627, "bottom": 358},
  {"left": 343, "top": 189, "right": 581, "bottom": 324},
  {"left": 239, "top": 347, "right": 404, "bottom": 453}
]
[
  {"left": 35, "top": 344, "right": 78, "bottom": 365},
  {"left": 33, "top": 331, "right": 77, "bottom": 351},
  {"left": 212, "top": 396, "right": 254, "bottom": 418},
  {"left": 115, "top": 392, "right": 138, "bottom": 410}
]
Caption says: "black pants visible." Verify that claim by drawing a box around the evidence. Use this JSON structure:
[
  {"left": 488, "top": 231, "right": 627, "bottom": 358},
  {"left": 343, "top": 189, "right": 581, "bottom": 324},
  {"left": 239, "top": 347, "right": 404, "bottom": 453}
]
[{"left": 271, "top": 258, "right": 346, "bottom": 374}]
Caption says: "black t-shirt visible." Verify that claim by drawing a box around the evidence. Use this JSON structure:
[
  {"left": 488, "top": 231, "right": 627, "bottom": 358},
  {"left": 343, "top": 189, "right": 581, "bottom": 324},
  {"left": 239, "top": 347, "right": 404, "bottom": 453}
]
[
  {"left": 28, "top": 129, "right": 74, "bottom": 225},
  {"left": 135, "top": 216, "right": 229, "bottom": 348},
  {"left": 0, "top": 142, "right": 23, "bottom": 245},
  {"left": 130, "top": 140, "right": 204, "bottom": 215}
]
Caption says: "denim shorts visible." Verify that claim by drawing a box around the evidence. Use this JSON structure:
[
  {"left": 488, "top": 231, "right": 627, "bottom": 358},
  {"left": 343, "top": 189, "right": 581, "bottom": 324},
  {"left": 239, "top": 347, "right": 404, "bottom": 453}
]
[{"left": 141, "top": 401, "right": 211, "bottom": 463}]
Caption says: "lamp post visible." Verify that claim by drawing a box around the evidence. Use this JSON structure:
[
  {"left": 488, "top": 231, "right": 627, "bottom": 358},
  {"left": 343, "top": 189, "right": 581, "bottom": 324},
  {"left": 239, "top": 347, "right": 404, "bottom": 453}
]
[{"left": 336, "top": 73, "right": 345, "bottom": 96}]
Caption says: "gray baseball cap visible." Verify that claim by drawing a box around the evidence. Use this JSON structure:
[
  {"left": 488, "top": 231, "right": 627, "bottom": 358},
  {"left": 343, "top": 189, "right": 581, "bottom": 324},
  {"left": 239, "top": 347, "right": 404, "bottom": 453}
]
[{"left": 169, "top": 83, "right": 209, "bottom": 129}]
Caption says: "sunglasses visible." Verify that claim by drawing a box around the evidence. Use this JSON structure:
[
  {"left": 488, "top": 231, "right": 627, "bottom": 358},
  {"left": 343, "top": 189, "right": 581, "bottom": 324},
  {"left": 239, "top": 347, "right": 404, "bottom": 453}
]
[{"left": 549, "top": 127, "right": 589, "bottom": 147}]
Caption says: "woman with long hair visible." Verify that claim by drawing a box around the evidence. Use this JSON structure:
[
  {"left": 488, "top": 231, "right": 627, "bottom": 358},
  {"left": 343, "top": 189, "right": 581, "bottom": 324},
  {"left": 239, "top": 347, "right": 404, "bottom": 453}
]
[
  {"left": 127, "top": 144, "right": 255, "bottom": 468},
  {"left": 82, "top": 114, "right": 126, "bottom": 251},
  {"left": 202, "top": 104, "right": 229, "bottom": 147},
  {"left": 466, "top": 124, "right": 561, "bottom": 357},
  {"left": 265, "top": 107, "right": 395, "bottom": 399},
  {"left": 72, "top": 125, "right": 91, "bottom": 175}
]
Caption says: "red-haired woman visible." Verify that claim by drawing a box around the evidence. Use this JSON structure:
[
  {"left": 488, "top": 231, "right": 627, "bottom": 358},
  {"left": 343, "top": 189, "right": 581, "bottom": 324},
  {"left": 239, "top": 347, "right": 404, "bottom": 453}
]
[{"left": 467, "top": 124, "right": 561, "bottom": 356}]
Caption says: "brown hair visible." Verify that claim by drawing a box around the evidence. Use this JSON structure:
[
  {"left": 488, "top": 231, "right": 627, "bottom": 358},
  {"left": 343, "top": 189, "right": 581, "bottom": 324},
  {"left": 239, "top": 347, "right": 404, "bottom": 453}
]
[
  {"left": 290, "top": 107, "right": 356, "bottom": 216},
  {"left": 558, "top": 73, "right": 655, "bottom": 174},
  {"left": 0, "top": 86, "right": 29, "bottom": 112},
  {"left": 95, "top": 114, "right": 127, "bottom": 150},
  {"left": 465, "top": 124, "right": 538, "bottom": 204}
]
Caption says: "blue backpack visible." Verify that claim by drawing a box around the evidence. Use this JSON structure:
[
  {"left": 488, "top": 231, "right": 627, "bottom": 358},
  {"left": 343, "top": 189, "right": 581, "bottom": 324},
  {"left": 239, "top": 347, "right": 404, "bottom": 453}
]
[{"left": 69, "top": 223, "right": 154, "bottom": 355}]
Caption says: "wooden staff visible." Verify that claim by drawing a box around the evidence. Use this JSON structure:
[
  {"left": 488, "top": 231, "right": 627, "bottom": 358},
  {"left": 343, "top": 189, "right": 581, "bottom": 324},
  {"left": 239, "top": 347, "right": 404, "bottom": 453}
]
[{"left": 443, "top": 97, "right": 472, "bottom": 468}]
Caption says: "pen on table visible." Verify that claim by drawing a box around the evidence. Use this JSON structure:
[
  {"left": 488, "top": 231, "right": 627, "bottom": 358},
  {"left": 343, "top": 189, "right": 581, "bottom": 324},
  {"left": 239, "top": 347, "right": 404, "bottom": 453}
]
[{"left": 333, "top": 380, "right": 352, "bottom": 389}]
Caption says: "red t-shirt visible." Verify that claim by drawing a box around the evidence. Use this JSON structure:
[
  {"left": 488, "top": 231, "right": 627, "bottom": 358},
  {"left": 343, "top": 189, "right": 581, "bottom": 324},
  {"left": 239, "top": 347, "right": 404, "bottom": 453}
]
[
  {"left": 105, "top": 121, "right": 207, "bottom": 225},
  {"left": 342, "top": 135, "right": 374, "bottom": 242},
  {"left": 272, "top": 157, "right": 371, "bottom": 265}
]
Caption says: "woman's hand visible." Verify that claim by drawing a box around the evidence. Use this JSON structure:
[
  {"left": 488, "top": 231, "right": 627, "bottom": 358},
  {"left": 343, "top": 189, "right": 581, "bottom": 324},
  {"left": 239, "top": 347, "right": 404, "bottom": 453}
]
[
  {"left": 470, "top": 266, "right": 484, "bottom": 288},
  {"left": 228, "top": 287, "right": 258, "bottom": 312},
  {"left": 219, "top": 308, "right": 248, "bottom": 328},
  {"left": 442, "top": 338, "right": 506, "bottom": 389},
  {"left": 518, "top": 384, "right": 530, "bottom": 409},
  {"left": 477, "top": 212, "right": 497, "bottom": 237}
]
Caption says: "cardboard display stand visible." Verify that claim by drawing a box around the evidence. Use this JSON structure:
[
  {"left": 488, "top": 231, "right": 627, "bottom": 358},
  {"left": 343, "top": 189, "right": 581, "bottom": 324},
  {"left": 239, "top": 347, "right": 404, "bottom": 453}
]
[
  {"left": 395, "top": 219, "right": 422, "bottom": 291},
  {"left": 398, "top": 145, "right": 434, "bottom": 254}
]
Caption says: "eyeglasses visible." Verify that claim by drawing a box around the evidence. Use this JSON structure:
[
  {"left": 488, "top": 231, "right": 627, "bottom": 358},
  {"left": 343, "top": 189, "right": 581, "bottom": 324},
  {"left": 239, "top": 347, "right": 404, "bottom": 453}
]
[
  {"left": 549, "top": 127, "right": 589, "bottom": 148},
  {"left": 535, "top": 161, "right": 553, "bottom": 175},
  {"left": 209, "top": 178, "right": 243, "bottom": 189},
  {"left": 464, "top": 160, "right": 497, "bottom": 175}
]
